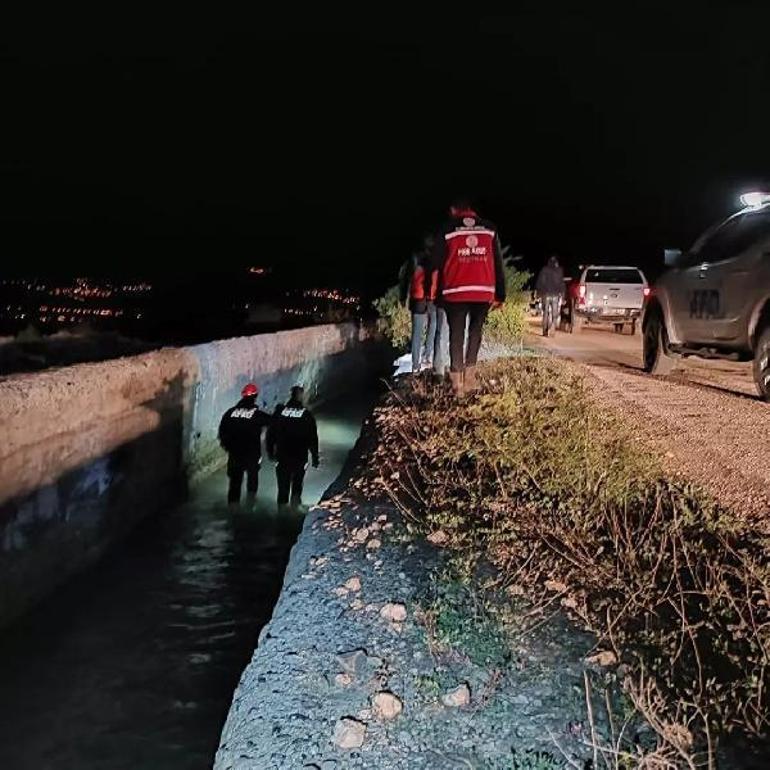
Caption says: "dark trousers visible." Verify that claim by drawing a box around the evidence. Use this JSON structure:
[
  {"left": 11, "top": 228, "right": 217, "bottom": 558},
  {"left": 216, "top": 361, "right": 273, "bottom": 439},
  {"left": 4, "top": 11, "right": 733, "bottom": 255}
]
[
  {"left": 445, "top": 302, "right": 490, "bottom": 373},
  {"left": 227, "top": 454, "right": 260, "bottom": 503},
  {"left": 276, "top": 461, "right": 307, "bottom": 505}
]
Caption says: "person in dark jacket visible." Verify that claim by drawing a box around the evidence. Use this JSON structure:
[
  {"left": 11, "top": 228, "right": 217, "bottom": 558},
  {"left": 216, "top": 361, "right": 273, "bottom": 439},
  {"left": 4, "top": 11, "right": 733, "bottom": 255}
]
[
  {"left": 535, "top": 256, "right": 565, "bottom": 337},
  {"left": 431, "top": 198, "right": 506, "bottom": 396},
  {"left": 218, "top": 383, "right": 271, "bottom": 505},
  {"left": 399, "top": 234, "right": 439, "bottom": 374},
  {"left": 266, "top": 385, "right": 319, "bottom": 509}
]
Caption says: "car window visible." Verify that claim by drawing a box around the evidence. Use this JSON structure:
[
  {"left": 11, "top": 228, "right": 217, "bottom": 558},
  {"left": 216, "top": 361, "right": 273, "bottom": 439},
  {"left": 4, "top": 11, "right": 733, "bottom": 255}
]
[
  {"left": 694, "top": 212, "right": 770, "bottom": 264},
  {"left": 584, "top": 268, "right": 643, "bottom": 284}
]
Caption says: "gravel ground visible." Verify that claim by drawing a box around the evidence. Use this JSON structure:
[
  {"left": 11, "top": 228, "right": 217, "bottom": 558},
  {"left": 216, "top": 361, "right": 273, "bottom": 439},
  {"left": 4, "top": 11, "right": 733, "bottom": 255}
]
[
  {"left": 213, "top": 427, "right": 608, "bottom": 770},
  {"left": 528, "top": 319, "right": 770, "bottom": 525},
  {"left": 580, "top": 363, "right": 770, "bottom": 527}
]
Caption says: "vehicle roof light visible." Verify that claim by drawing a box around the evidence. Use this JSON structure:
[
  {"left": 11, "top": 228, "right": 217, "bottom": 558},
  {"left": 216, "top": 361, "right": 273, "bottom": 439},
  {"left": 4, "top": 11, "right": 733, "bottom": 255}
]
[{"left": 740, "top": 191, "right": 770, "bottom": 209}]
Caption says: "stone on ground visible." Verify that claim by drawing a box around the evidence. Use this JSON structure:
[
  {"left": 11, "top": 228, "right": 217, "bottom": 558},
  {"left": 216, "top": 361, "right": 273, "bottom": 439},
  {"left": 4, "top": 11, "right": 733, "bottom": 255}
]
[
  {"left": 372, "top": 691, "right": 403, "bottom": 721},
  {"left": 344, "top": 576, "right": 362, "bottom": 592},
  {"left": 442, "top": 683, "right": 471, "bottom": 708},
  {"left": 380, "top": 602, "right": 407, "bottom": 623},
  {"left": 333, "top": 717, "right": 367, "bottom": 749}
]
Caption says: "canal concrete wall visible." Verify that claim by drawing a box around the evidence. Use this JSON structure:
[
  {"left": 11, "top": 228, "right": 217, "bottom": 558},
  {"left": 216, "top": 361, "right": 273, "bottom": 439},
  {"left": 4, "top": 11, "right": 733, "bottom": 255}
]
[{"left": 0, "top": 323, "right": 384, "bottom": 627}]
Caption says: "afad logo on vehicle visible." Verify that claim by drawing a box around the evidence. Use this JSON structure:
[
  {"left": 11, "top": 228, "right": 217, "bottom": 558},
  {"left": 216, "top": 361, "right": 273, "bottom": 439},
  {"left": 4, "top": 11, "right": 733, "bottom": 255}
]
[{"left": 457, "top": 234, "right": 488, "bottom": 258}]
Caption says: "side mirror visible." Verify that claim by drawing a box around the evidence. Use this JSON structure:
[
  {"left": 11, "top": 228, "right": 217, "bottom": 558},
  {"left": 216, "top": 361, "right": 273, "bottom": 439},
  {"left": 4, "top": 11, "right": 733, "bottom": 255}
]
[{"left": 664, "top": 248, "right": 683, "bottom": 267}]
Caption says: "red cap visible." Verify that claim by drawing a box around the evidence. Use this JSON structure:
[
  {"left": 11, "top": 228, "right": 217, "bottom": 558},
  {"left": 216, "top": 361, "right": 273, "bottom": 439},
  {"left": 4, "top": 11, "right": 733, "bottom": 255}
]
[{"left": 241, "top": 383, "right": 259, "bottom": 398}]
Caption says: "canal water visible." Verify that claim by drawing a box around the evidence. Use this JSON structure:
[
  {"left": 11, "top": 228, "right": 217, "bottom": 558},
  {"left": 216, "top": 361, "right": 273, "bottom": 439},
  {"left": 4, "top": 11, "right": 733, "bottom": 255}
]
[{"left": 0, "top": 395, "right": 374, "bottom": 770}]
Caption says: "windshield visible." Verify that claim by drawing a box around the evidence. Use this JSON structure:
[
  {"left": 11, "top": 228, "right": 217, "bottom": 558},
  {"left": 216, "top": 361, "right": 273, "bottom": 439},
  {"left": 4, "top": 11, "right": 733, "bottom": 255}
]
[{"left": 585, "top": 268, "right": 643, "bottom": 284}]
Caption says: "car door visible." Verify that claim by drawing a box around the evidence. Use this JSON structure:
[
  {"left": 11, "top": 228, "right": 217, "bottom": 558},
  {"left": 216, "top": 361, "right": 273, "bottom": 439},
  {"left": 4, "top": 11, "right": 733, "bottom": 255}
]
[
  {"left": 676, "top": 215, "right": 744, "bottom": 344},
  {"left": 702, "top": 212, "right": 770, "bottom": 342}
]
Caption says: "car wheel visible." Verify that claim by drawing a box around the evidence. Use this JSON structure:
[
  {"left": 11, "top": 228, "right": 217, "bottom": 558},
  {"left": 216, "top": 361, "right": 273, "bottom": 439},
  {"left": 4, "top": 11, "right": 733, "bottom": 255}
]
[
  {"left": 643, "top": 308, "right": 676, "bottom": 375},
  {"left": 753, "top": 327, "right": 770, "bottom": 400},
  {"left": 613, "top": 323, "right": 623, "bottom": 334},
  {"left": 630, "top": 320, "right": 638, "bottom": 336}
]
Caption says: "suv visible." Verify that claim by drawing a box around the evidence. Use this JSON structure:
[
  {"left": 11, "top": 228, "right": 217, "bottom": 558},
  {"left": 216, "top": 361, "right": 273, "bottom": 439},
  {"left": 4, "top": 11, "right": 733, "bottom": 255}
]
[
  {"left": 574, "top": 266, "right": 649, "bottom": 335},
  {"left": 642, "top": 196, "right": 770, "bottom": 399}
]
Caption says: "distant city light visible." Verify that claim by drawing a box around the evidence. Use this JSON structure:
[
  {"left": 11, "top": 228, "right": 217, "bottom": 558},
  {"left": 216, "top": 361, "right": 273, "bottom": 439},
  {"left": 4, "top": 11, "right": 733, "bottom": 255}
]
[{"left": 0, "top": 277, "right": 151, "bottom": 328}]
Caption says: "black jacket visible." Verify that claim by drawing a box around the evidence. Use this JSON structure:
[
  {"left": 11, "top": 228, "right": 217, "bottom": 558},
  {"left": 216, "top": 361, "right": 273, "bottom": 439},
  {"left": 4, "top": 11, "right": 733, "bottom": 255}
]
[
  {"left": 535, "top": 262, "right": 565, "bottom": 296},
  {"left": 218, "top": 398, "right": 271, "bottom": 457},
  {"left": 266, "top": 399, "right": 319, "bottom": 465}
]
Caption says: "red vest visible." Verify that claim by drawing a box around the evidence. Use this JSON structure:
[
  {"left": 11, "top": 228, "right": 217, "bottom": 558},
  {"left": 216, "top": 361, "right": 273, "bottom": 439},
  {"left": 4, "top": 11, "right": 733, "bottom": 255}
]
[
  {"left": 442, "top": 216, "right": 497, "bottom": 303},
  {"left": 410, "top": 266, "right": 438, "bottom": 301}
]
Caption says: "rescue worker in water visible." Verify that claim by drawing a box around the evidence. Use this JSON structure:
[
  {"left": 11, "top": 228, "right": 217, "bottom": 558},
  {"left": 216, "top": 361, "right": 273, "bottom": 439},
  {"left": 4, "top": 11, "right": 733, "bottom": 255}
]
[
  {"left": 218, "top": 383, "right": 271, "bottom": 505},
  {"left": 266, "top": 385, "right": 320, "bottom": 509}
]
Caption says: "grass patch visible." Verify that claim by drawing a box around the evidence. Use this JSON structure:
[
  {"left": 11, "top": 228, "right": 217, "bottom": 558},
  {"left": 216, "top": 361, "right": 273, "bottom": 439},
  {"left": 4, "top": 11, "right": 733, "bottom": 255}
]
[
  {"left": 423, "top": 576, "right": 510, "bottom": 669},
  {"left": 364, "top": 358, "right": 770, "bottom": 766}
]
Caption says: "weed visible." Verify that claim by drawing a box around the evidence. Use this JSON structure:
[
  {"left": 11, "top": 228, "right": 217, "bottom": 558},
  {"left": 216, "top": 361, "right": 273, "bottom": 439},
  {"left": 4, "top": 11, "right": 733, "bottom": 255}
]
[
  {"left": 425, "top": 577, "right": 510, "bottom": 669},
  {"left": 414, "top": 673, "right": 442, "bottom": 699}
]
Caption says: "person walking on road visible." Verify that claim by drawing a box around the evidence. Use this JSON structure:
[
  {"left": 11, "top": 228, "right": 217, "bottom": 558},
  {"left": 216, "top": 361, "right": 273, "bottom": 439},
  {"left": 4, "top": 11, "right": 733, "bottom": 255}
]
[
  {"left": 431, "top": 198, "right": 506, "bottom": 397},
  {"left": 266, "top": 385, "right": 319, "bottom": 510},
  {"left": 218, "top": 383, "right": 271, "bottom": 506},
  {"left": 536, "top": 256, "right": 565, "bottom": 337},
  {"left": 399, "top": 235, "right": 439, "bottom": 374}
]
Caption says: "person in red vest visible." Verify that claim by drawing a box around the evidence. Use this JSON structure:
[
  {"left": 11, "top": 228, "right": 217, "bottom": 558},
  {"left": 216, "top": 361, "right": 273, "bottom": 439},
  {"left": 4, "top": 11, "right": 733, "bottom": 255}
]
[
  {"left": 399, "top": 234, "right": 439, "bottom": 374},
  {"left": 431, "top": 198, "right": 506, "bottom": 396}
]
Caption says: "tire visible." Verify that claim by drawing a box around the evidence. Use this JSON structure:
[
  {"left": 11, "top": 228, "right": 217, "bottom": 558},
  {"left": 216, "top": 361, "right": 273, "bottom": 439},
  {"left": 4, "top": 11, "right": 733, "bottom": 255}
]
[
  {"left": 753, "top": 327, "right": 770, "bottom": 400},
  {"left": 630, "top": 319, "right": 638, "bottom": 336},
  {"left": 642, "top": 307, "right": 676, "bottom": 375},
  {"left": 613, "top": 323, "right": 623, "bottom": 334}
]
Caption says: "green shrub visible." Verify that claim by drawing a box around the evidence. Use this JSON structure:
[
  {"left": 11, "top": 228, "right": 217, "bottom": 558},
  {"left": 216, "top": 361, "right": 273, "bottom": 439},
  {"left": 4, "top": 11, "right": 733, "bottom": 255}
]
[
  {"left": 483, "top": 261, "right": 531, "bottom": 347},
  {"left": 373, "top": 285, "right": 411, "bottom": 349}
]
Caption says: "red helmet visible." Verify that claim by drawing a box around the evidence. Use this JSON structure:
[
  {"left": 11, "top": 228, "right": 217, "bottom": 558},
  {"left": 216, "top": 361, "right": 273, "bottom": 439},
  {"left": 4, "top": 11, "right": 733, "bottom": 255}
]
[{"left": 241, "top": 383, "right": 259, "bottom": 398}]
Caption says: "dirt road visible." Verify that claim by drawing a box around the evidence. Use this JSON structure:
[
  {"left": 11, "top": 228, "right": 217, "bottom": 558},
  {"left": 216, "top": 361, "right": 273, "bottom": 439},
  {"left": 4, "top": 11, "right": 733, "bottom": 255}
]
[
  {"left": 525, "top": 318, "right": 770, "bottom": 524},
  {"left": 526, "top": 317, "right": 758, "bottom": 397}
]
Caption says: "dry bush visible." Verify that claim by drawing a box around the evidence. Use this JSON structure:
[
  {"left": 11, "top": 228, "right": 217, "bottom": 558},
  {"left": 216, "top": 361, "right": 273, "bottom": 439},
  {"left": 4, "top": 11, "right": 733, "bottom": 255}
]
[{"left": 362, "top": 358, "right": 770, "bottom": 762}]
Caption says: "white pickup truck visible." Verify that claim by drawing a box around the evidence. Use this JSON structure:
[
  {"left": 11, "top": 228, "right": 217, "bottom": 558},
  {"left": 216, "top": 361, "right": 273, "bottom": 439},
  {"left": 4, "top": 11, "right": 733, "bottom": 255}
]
[{"left": 574, "top": 265, "right": 649, "bottom": 335}]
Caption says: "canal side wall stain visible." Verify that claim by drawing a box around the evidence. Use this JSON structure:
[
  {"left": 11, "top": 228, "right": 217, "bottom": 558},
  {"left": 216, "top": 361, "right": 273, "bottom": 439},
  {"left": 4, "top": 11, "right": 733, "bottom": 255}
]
[{"left": 0, "top": 323, "right": 382, "bottom": 627}]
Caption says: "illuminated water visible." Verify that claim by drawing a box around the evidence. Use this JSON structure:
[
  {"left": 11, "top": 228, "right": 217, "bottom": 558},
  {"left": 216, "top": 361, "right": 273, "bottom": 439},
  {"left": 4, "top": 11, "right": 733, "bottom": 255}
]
[{"left": 0, "top": 395, "right": 373, "bottom": 770}]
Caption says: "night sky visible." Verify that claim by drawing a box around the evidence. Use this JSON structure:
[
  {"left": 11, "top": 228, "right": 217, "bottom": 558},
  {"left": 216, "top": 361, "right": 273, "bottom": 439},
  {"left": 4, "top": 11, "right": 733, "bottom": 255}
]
[{"left": 2, "top": 5, "right": 770, "bottom": 293}]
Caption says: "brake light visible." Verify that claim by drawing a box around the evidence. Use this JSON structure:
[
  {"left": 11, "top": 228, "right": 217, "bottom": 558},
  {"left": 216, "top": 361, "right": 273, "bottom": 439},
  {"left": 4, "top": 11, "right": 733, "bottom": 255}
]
[
  {"left": 578, "top": 283, "right": 586, "bottom": 306},
  {"left": 643, "top": 287, "right": 651, "bottom": 298}
]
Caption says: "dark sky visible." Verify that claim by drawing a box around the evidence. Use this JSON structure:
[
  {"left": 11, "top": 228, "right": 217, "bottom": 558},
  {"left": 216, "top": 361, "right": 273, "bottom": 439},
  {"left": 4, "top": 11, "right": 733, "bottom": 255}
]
[{"left": 2, "top": 5, "right": 770, "bottom": 291}]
